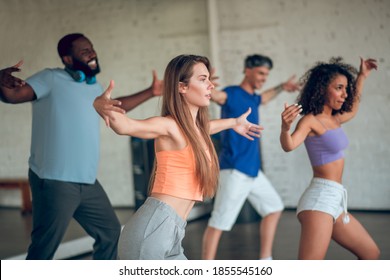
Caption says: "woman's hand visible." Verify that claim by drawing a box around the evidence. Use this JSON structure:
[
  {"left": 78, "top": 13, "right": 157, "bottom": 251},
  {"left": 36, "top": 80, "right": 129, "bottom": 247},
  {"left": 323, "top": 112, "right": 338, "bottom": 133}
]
[
  {"left": 93, "top": 80, "right": 124, "bottom": 127},
  {"left": 281, "top": 103, "right": 302, "bottom": 132},
  {"left": 233, "top": 107, "right": 264, "bottom": 140},
  {"left": 359, "top": 57, "right": 378, "bottom": 79}
]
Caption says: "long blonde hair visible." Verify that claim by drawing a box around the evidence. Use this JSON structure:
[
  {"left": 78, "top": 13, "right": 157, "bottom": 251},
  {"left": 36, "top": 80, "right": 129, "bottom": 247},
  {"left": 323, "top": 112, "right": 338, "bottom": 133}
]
[{"left": 149, "top": 54, "right": 219, "bottom": 198}]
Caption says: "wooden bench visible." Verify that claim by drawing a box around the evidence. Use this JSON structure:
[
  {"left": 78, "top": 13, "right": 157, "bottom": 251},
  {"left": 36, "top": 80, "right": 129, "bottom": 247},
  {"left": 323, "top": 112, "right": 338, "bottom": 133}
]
[{"left": 0, "top": 179, "right": 32, "bottom": 215}]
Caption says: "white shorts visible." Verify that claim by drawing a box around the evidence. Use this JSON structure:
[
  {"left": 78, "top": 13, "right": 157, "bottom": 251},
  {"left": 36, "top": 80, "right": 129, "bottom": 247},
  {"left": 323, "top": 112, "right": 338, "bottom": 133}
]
[
  {"left": 208, "top": 169, "right": 284, "bottom": 231},
  {"left": 297, "top": 177, "right": 350, "bottom": 224}
]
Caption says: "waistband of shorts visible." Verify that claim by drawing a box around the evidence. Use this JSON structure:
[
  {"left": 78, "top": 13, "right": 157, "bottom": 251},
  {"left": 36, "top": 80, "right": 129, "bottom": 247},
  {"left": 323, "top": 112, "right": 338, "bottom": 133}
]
[
  {"left": 145, "top": 197, "right": 187, "bottom": 229},
  {"left": 311, "top": 177, "right": 344, "bottom": 190}
]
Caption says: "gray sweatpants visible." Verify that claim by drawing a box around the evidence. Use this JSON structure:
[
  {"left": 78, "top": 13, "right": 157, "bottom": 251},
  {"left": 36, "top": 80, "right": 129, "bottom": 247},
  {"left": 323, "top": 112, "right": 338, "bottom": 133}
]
[{"left": 118, "top": 197, "right": 187, "bottom": 260}]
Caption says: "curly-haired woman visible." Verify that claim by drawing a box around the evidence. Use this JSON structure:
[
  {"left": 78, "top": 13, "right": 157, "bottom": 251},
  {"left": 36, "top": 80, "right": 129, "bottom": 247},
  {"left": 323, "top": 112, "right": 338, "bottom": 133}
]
[{"left": 280, "top": 57, "right": 380, "bottom": 259}]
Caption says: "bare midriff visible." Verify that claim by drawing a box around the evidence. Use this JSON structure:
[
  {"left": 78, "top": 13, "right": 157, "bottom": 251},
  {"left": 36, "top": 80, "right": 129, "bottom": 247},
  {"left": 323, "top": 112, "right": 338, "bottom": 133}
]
[
  {"left": 312, "top": 158, "right": 344, "bottom": 183},
  {"left": 150, "top": 193, "right": 195, "bottom": 220}
]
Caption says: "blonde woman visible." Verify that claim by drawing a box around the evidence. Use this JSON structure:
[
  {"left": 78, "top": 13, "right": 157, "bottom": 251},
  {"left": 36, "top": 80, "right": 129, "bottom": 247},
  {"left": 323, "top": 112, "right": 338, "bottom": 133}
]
[{"left": 94, "top": 54, "right": 263, "bottom": 260}]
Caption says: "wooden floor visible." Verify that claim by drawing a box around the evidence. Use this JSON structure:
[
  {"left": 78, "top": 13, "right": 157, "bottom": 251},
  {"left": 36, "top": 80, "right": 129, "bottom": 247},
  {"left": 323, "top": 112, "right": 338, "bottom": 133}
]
[{"left": 1, "top": 207, "right": 389, "bottom": 260}]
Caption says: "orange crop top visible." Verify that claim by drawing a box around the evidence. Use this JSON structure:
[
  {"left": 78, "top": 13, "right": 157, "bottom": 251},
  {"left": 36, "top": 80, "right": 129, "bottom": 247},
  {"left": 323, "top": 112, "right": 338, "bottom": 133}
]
[{"left": 151, "top": 145, "right": 203, "bottom": 201}]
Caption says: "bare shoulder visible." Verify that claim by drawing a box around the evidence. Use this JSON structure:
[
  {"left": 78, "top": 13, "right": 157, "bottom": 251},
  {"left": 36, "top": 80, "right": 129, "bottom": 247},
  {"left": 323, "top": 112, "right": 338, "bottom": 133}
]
[
  {"left": 297, "top": 114, "right": 313, "bottom": 127},
  {"left": 295, "top": 114, "right": 318, "bottom": 134},
  {"left": 334, "top": 112, "right": 350, "bottom": 124},
  {"left": 152, "top": 116, "right": 180, "bottom": 136},
  {"left": 155, "top": 116, "right": 187, "bottom": 151},
  {"left": 299, "top": 113, "right": 327, "bottom": 135},
  {"left": 147, "top": 115, "right": 175, "bottom": 127},
  {"left": 159, "top": 116, "right": 178, "bottom": 129}
]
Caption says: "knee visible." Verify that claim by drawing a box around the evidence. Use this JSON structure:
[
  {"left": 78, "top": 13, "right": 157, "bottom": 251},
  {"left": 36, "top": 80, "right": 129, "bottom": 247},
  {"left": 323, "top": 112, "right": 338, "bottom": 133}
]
[
  {"left": 361, "top": 245, "right": 380, "bottom": 260},
  {"left": 101, "top": 222, "right": 122, "bottom": 244},
  {"left": 373, "top": 247, "right": 381, "bottom": 259},
  {"left": 368, "top": 246, "right": 381, "bottom": 260}
]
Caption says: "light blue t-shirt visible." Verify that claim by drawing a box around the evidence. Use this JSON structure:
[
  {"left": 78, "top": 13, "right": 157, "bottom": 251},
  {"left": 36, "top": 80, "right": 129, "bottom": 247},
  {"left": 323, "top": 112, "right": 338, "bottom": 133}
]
[
  {"left": 219, "top": 85, "right": 262, "bottom": 177},
  {"left": 26, "top": 68, "right": 103, "bottom": 184}
]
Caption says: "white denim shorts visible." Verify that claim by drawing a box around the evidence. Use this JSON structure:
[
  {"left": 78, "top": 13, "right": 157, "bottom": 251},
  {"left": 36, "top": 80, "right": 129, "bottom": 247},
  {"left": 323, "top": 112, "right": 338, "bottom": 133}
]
[
  {"left": 118, "top": 197, "right": 187, "bottom": 260},
  {"left": 208, "top": 169, "right": 284, "bottom": 231},
  {"left": 297, "top": 177, "right": 350, "bottom": 224}
]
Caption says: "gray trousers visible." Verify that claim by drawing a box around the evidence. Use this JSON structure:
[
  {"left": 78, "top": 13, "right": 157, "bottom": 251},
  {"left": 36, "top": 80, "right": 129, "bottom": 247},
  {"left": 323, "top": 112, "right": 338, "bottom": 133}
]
[
  {"left": 26, "top": 169, "right": 121, "bottom": 260},
  {"left": 118, "top": 197, "right": 187, "bottom": 260}
]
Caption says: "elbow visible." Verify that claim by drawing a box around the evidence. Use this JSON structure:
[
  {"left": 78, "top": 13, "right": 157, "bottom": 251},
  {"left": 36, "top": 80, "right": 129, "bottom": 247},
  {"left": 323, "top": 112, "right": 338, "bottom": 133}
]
[
  {"left": 116, "top": 130, "right": 127, "bottom": 136},
  {"left": 280, "top": 142, "right": 294, "bottom": 152},
  {"left": 0, "top": 88, "right": 28, "bottom": 104},
  {"left": 5, "top": 97, "right": 21, "bottom": 104},
  {"left": 281, "top": 146, "right": 293, "bottom": 153},
  {"left": 1, "top": 97, "right": 18, "bottom": 104},
  {"left": 280, "top": 134, "right": 295, "bottom": 152},
  {"left": 111, "top": 126, "right": 127, "bottom": 136},
  {"left": 0, "top": 93, "right": 12, "bottom": 104},
  {"left": 110, "top": 122, "right": 131, "bottom": 136}
]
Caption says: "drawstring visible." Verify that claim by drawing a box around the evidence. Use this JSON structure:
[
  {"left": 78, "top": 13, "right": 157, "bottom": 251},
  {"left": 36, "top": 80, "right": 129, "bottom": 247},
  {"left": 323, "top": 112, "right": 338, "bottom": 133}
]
[{"left": 342, "top": 188, "right": 350, "bottom": 224}]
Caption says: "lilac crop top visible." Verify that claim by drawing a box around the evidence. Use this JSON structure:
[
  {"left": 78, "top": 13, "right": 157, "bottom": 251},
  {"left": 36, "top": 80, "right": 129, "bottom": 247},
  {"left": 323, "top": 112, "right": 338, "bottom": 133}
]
[{"left": 304, "top": 127, "right": 349, "bottom": 167}]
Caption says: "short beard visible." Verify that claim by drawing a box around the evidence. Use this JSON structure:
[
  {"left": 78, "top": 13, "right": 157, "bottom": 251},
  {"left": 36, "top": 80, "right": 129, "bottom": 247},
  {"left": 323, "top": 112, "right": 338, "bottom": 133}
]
[{"left": 71, "top": 57, "right": 101, "bottom": 77}]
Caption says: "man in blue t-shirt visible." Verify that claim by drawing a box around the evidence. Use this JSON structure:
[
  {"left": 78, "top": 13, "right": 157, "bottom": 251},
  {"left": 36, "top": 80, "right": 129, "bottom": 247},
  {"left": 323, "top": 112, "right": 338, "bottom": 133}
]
[
  {"left": 202, "top": 54, "right": 300, "bottom": 260},
  {"left": 0, "top": 33, "right": 163, "bottom": 259}
]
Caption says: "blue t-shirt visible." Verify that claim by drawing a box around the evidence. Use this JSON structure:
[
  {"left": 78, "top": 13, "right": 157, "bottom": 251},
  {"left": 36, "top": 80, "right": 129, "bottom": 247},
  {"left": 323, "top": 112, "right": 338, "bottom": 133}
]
[
  {"left": 26, "top": 68, "right": 103, "bottom": 184},
  {"left": 218, "top": 86, "right": 262, "bottom": 177}
]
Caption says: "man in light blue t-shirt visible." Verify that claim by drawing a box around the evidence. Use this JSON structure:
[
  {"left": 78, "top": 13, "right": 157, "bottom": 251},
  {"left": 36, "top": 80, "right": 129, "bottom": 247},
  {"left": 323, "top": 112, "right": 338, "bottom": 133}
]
[
  {"left": 0, "top": 33, "right": 162, "bottom": 259},
  {"left": 202, "top": 54, "right": 300, "bottom": 260}
]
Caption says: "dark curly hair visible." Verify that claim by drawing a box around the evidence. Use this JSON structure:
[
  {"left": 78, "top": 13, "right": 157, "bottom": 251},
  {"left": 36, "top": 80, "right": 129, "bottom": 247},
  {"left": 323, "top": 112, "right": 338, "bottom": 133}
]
[{"left": 297, "top": 57, "right": 358, "bottom": 115}]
